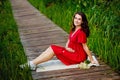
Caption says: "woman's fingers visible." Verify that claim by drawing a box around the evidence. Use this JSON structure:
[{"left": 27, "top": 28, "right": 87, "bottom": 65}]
[{"left": 66, "top": 48, "right": 75, "bottom": 52}]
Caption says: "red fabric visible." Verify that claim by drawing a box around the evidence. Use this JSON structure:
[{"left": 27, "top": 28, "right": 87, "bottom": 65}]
[{"left": 51, "top": 29, "right": 87, "bottom": 65}]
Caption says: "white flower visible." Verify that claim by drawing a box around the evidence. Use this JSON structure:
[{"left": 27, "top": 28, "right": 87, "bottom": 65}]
[{"left": 78, "top": 62, "right": 90, "bottom": 69}]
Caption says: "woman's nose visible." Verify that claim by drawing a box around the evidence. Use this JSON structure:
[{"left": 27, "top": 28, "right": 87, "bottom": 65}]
[{"left": 75, "top": 19, "right": 79, "bottom": 22}]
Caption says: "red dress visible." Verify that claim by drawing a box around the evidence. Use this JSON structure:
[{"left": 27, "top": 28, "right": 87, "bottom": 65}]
[{"left": 51, "top": 29, "right": 87, "bottom": 65}]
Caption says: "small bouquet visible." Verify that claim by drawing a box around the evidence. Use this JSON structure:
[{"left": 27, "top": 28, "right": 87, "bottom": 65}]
[
  {"left": 78, "top": 55, "right": 100, "bottom": 69},
  {"left": 78, "top": 60, "right": 90, "bottom": 69}
]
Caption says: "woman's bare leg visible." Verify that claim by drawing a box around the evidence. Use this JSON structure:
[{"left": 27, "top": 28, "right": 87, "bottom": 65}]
[{"left": 32, "top": 46, "right": 55, "bottom": 65}]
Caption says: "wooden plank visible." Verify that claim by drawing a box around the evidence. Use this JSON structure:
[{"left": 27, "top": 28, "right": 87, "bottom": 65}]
[
  {"left": 18, "top": 23, "right": 55, "bottom": 30},
  {"left": 17, "top": 19, "right": 51, "bottom": 27},
  {"left": 33, "top": 66, "right": 120, "bottom": 80},
  {"left": 19, "top": 24, "right": 56, "bottom": 31},
  {"left": 22, "top": 39, "right": 66, "bottom": 47},
  {"left": 32, "top": 65, "right": 111, "bottom": 79},
  {"left": 21, "top": 34, "right": 68, "bottom": 42},
  {"left": 20, "top": 27, "right": 60, "bottom": 35},
  {"left": 24, "top": 42, "right": 66, "bottom": 54},
  {"left": 20, "top": 30, "right": 68, "bottom": 40}
]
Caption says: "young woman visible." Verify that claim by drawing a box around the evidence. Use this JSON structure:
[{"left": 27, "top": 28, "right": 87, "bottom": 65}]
[{"left": 21, "top": 12, "right": 98, "bottom": 70}]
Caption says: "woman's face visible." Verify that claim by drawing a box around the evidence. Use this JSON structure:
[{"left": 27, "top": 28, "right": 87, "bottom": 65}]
[{"left": 74, "top": 14, "right": 83, "bottom": 27}]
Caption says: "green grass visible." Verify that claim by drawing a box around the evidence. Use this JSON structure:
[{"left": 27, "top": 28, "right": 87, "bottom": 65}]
[
  {"left": 0, "top": 0, "right": 33, "bottom": 80},
  {"left": 28, "top": 0, "right": 120, "bottom": 73}
]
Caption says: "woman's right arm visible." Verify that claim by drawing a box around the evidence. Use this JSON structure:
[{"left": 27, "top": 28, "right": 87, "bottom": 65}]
[
  {"left": 65, "top": 39, "right": 75, "bottom": 52},
  {"left": 65, "top": 39, "right": 69, "bottom": 48}
]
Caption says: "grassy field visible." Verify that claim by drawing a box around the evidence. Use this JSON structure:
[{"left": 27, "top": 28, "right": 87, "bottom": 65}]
[
  {"left": 28, "top": 0, "right": 120, "bottom": 73},
  {"left": 0, "top": 0, "right": 33, "bottom": 80}
]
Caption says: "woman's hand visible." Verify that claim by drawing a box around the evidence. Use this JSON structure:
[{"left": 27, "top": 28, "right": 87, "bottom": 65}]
[
  {"left": 91, "top": 60, "right": 97, "bottom": 64},
  {"left": 65, "top": 47, "right": 75, "bottom": 52}
]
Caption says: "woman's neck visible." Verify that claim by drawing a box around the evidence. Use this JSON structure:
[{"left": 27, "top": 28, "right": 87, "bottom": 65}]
[{"left": 75, "top": 26, "right": 81, "bottom": 31}]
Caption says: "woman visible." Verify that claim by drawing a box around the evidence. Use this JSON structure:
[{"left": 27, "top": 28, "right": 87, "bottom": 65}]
[{"left": 21, "top": 12, "right": 98, "bottom": 70}]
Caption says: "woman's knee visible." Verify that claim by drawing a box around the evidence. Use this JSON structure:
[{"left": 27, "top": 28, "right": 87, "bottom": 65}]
[
  {"left": 49, "top": 46, "right": 54, "bottom": 53},
  {"left": 45, "top": 46, "right": 54, "bottom": 54}
]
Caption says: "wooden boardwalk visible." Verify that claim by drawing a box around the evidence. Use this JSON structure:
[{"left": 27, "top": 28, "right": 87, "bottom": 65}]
[{"left": 10, "top": 0, "right": 120, "bottom": 80}]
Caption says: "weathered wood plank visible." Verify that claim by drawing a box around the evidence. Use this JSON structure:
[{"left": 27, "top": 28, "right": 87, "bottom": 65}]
[
  {"left": 22, "top": 39, "right": 66, "bottom": 47},
  {"left": 20, "top": 28, "right": 62, "bottom": 35},
  {"left": 32, "top": 65, "right": 111, "bottom": 79},
  {"left": 20, "top": 30, "right": 68, "bottom": 40},
  {"left": 19, "top": 24, "right": 58, "bottom": 30},
  {"left": 21, "top": 35, "right": 67, "bottom": 42}
]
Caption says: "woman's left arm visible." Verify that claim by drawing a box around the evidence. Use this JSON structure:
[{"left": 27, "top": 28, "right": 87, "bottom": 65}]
[{"left": 82, "top": 43, "right": 94, "bottom": 63}]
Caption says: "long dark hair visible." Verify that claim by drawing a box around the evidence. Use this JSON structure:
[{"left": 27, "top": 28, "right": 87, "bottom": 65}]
[{"left": 71, "top": 12, "right": 90, "bottom": 37}]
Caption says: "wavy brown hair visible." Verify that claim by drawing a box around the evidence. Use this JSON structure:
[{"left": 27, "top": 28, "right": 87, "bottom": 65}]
[{"left": 71, "top": 12, "right": 90, "bottom": 37}]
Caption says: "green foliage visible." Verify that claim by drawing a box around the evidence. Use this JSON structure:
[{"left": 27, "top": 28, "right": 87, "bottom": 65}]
[
  {"left": 29, "top": 0, "right": 120, "bottom": 72},
  {"left": 42, "top": 0, "right": 67, "bottom": 7},
  {"left": 84, "top": 60, "right": 90, "bottom": 64},
  {"left": 0, "top": 0, "right": 33, "bottom": 80}
]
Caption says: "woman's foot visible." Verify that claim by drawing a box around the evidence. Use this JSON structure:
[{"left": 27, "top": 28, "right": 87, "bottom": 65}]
[{"left": 20, "top": 61, "right": 36, "bottom": 70}]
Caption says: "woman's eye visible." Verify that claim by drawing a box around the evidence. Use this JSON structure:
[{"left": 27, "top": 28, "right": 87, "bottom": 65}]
[
  {"left": 74, "top": 17, "right": 77, "bottom": 19},
  {"left": 74, "top": 17, "right": 81, "bottom": 20}
]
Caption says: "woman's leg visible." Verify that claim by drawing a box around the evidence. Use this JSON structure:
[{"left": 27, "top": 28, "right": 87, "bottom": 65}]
[{"left": 32, "top": 46, "right": 55, "bottom": 65}]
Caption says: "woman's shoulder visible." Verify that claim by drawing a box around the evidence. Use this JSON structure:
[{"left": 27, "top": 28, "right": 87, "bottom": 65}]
[
  {"left": 78, "top": 29, "right": 85, "bottom": 34},
  {"left": 78, "top": 29, "right": 86, "bottom": 37}
]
